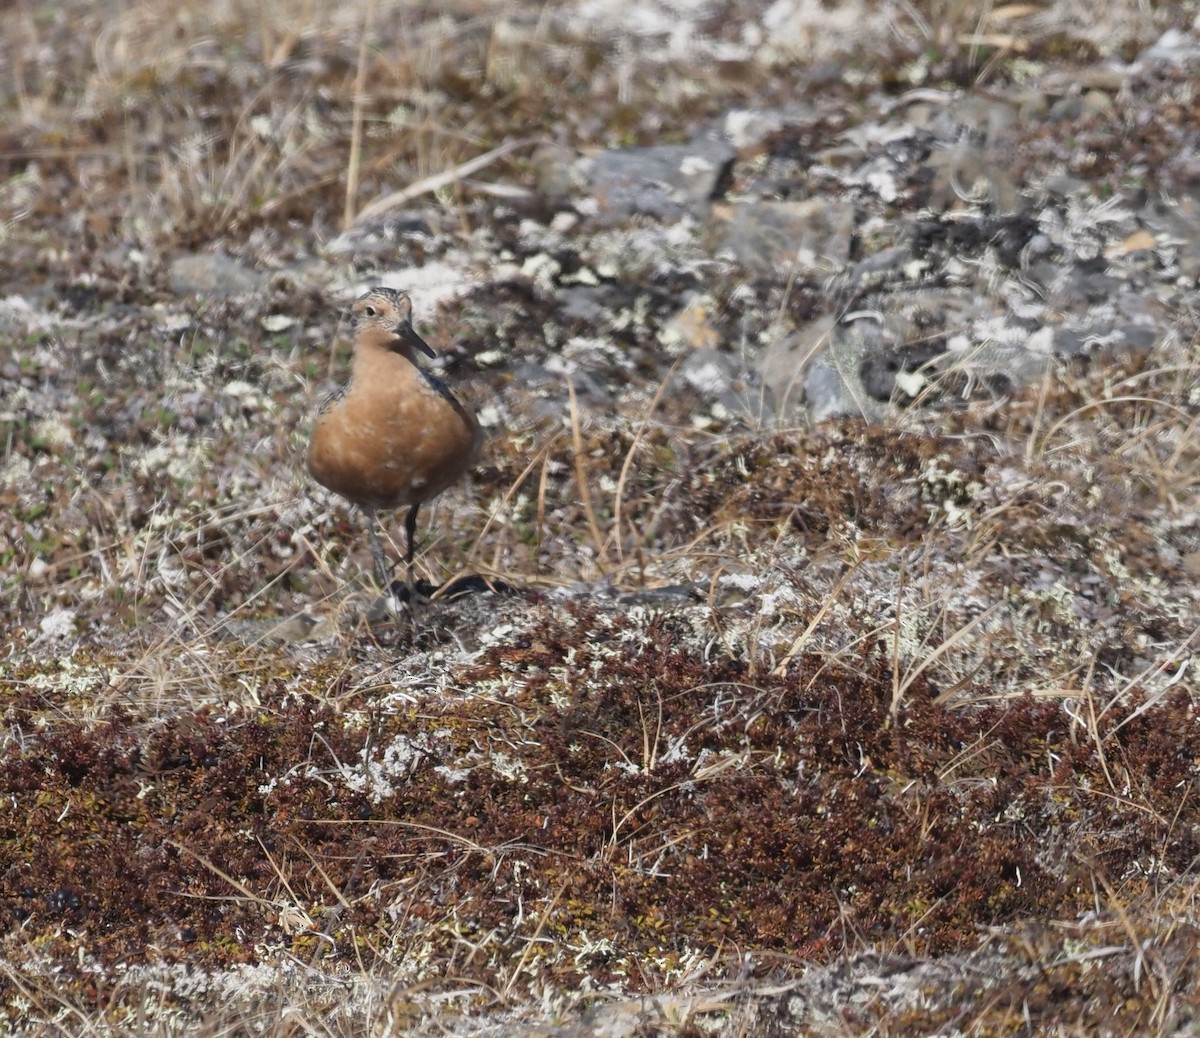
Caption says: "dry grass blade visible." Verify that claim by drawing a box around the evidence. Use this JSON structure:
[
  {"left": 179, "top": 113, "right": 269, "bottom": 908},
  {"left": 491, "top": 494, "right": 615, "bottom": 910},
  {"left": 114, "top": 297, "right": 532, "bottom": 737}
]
[
  {"left": 1099, "top": 622, "right": 1200, "bottom": 736},
  {"left": 605, "top": 361, "right": 680, "bottom": 564},
  {"left": 353, "top": 137, "right": 545, "bottom": 224},
  {"left": 497, "top": 873, "right": 572, "bottom": 1002},
  {"left": 1032, "top": 394, "right": 1194, "bottom": 459},
  {"left": 566, "top": 375, "right": 607, "bottom": 571},
  {"left": 468, "top": 432, "right": 565, "bottom": 577},
  {"left": 905, "top": 604, "right": 1000, "bottom": 713},
  {"left": 6, "top": 1, "right": 1200, "bottom": 1033},
  {"left": 343, "top": 0, "right": 375, "bottom": 230},
  {"left": 771, "top": 560, "right": 862, "bottom": 677},
  {"left": 166, "top": 838, "right": 283, "bottom": 915}
]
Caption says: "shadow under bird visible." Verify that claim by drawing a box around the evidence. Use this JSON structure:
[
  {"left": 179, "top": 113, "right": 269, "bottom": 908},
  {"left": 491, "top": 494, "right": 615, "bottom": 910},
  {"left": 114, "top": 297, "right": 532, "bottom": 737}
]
[{"left": 307, "top": 287, "right": 482, "bottom": 602}]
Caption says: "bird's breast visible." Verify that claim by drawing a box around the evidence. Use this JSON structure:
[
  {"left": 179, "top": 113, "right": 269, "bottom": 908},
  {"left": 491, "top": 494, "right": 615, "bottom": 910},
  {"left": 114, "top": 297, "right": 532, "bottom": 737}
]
[{"left": 308, "top": 368, "right": 479, "bottom": 510}]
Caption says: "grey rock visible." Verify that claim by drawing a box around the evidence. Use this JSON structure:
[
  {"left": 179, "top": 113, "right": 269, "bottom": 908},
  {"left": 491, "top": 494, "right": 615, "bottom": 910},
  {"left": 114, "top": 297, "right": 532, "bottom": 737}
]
[
  {"left": 681, "top": 348, "right": 734, "bottom": 396},
  {"left": 1141, "top": 192, "right": 1200, "bottom": 278},
  {"left": 1048, "top": 91, "right": 1114, "bottom": 122},
  {"left": 859, "top": 341, "right": 946, "bottom": 400},
  {"left": 168, "top": 250, "right": 265, "bottom": 298},
  {"left": 760, "top": 318, "right": 835, "bottom": 416},
  {"left": 0, "top": 295, "right": 48, "bottom": 336},
  {"left": 1060, "top": 264, "right": 1124, "bottom": 306},
  {"left": 926, "top": 139, "right": 1020, "bottom": 212},
  {"left": 583, "top": 137, "right": 736, "bottom": 224},
  {"left": 1139, "top": 28, "right": 1200, "bottom": 64},
  {"left": 804, "top": 350, "right": 887, "bottom": 424},
  {"left": 324, "top": 211, "right": 435, "bottom": 257},
  {"left": 928, "top": 95, "right": 1019, "bottom": 143},
  {"left": 718, "top": 105, "right": 817, "bottom": 152},
  {"left": 1052, "top": 318, "right": 1161, "bottom": 358},
  {"left": 558, "top": 286, "right": 609, "bottom": 324},
  {"left": 713, "top": 198, "right": 854, "bottom": 275},
  {"left": 850, "top": 246, "right": 910, "bottom": 281},
  {"left": 531, "top": 143, "right": 583, "bottom": 202}
]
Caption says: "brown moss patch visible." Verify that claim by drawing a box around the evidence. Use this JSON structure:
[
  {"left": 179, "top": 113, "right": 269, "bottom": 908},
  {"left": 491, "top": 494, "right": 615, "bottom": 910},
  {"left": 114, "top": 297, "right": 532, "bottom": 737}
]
[{"left": 4, "top": 606, "right": 1199, "bottom": 1025}]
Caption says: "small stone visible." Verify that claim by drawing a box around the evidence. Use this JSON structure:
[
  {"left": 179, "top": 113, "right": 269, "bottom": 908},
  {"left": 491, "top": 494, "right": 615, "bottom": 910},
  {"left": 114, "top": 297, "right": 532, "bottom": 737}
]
[
  {"left": 1140, "top": 28, "right": 1200, "bottom": 64},
  {"left": 531, "top": 143, "right": 580, "bottom": 202},
  {"left": 584, "top": 138, "right": 736, "bottom": 224},
  {"left": 522, "top": 252, "right": 561, "bottom": 288},
  {"left": 713, "top": 199, "right": 853, "bottom": 275},
  {"left": 169, "top": 250, "right": 264, "bottom": 298},
  {"left": 722, "top": 108, "right": 786, "bottom": 150},
  {"left": 1111, "top": 229, "right": 1157, "bottom": 255},
  {"left": 681, "top": 350, "right": 734, "bottom": 396},
  {"left": 660, "top": 297, "right": 722, "bottom": 352}
]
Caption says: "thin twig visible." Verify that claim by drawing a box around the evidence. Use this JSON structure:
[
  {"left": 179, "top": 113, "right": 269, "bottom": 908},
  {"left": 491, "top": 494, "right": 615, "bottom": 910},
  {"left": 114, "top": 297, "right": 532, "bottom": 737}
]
[{"left": 353, "top": 137, "right": 545, "bottom": 225}]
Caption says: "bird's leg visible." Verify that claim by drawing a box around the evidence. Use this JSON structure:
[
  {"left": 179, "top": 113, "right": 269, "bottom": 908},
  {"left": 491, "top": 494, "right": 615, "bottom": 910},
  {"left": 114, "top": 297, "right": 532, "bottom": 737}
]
[
  {"left": 404, "top": 503, "right": 421, "bottom": 606},
  {"left": 362, "top": 506, "right": 396, "bottom": 604}
]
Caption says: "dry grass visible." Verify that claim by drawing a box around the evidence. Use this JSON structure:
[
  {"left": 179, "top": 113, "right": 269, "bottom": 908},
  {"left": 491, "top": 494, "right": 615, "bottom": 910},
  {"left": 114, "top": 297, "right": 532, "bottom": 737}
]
[{"left": 3, "top": 0, "right": 1200, "bottom": 1035}]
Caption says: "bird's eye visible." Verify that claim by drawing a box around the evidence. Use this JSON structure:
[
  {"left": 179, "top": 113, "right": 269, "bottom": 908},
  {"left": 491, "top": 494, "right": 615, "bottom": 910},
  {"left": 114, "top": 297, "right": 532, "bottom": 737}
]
[{"left": 364, "top": 306, "right": 377, "bottom": 317}]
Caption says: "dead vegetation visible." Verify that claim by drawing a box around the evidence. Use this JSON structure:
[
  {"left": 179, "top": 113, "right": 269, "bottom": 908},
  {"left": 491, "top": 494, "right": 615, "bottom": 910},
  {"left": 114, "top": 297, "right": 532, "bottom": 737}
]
[{"left": 3, "top": 0, "right": 1200, "bottom": 1036}]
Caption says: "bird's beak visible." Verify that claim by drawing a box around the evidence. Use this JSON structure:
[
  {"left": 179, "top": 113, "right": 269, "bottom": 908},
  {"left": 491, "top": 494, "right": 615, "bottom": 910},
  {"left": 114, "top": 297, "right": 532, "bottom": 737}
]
[{"left": 404, "top": 324, "right": 437, "bottom": 358}]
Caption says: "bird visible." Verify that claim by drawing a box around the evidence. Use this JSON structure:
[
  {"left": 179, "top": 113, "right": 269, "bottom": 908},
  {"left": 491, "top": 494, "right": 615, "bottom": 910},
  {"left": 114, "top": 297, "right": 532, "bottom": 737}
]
[{"left": 307, "top": 287, "right": 482, "bottom": 606}]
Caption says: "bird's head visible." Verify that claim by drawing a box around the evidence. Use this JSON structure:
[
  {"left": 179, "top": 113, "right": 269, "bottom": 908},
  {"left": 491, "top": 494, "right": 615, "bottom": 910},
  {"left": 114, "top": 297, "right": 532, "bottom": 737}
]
[{"left": 352, "top": 287, "right": 436, "bottom": 359}]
